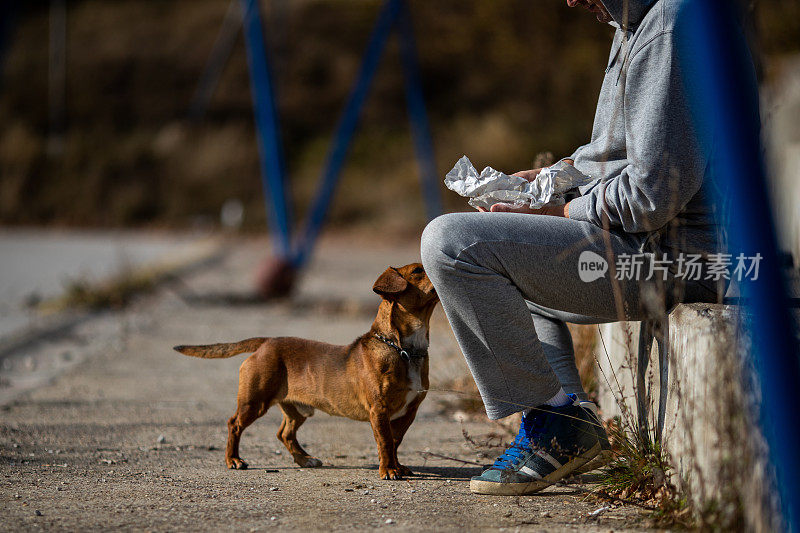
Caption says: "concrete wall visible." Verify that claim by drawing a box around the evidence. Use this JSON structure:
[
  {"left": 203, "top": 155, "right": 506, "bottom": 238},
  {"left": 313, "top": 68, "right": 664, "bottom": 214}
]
[
  {"left": 595, "top": 304, "right": 780, "bottom": 531},
  {"left": 765, "top": 56, "right": 800, "bottom": 263},
  {"left": 588, "top": 53, "right": 799, "bottom": 532}
]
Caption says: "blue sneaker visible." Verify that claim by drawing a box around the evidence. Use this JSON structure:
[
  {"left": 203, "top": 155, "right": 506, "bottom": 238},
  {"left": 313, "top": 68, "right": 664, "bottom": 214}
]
[
  {"left": 469, "top": 397, "right": 601, "bottom": 495},
  {"left": 571, "top": 400, "right": 613, "bottom": 475}
]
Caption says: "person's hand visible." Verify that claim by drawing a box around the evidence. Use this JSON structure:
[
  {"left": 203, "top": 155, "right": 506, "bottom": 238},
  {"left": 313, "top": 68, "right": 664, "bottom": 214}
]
[
  {"left": 478, "top": 202, "right": 570, "bottom": 217},
  {"left": 477, "top": 159, "right": 575, "bottom": 216},
  {"left": 511, "top": 168, "right": 544, "bottom": 183},
  {"left": 510, "top": 159, "right": 574, "bottom": 183}
]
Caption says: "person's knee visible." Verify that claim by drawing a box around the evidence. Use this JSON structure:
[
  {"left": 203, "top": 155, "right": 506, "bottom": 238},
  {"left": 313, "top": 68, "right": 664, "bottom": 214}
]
[
  {"left": 421, "top": 213, "right": 466, "bottom": 278},
  {"left": 421, "top": 214, "right": 449, "bottom": 275}
]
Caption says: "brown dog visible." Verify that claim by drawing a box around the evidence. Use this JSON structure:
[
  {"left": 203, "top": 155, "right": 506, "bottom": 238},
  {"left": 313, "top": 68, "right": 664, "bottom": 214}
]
[{"left": 173, "top": 263, "right": 438, "bottom": 480}]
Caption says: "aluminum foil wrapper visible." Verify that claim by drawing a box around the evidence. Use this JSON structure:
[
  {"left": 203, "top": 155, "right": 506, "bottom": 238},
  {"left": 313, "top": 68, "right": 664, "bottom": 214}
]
[{"left": 444, "top": 155, "right": 593, "bottom": 210}]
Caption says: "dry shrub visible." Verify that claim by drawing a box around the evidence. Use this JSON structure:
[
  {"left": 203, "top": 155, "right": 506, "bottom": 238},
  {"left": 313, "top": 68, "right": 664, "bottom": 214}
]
[
  {"left": 568, "top": 323, "right": 599, "bottom": 397},
  {"left": 434, "top": 374, "right": 484, "bottom": 418},
  {"left": 595, "top": 417, "right": 692, "bottom": 527}
]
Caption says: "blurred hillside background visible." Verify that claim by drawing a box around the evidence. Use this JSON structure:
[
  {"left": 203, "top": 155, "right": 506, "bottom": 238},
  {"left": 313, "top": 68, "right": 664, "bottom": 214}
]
[{"left": 1, "top": 0, "right": 799, "bottom": 236}]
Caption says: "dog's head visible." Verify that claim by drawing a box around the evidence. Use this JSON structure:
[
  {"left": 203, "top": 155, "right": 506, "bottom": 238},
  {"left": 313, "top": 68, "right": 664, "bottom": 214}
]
[{"left": 372, "top": 263, "right": 438, "bottom": 310}]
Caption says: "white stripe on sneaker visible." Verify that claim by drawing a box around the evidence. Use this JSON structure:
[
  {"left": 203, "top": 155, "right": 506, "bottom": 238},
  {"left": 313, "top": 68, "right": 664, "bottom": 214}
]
[
  {"left": 519, "top": 466, "right": 542, "bottom": 479},
  {"left": 535, "top": 449, "right": 563, "bottom": 470},
  {"left": 579, "top": 401, "right": 599, "bottom": 417}
]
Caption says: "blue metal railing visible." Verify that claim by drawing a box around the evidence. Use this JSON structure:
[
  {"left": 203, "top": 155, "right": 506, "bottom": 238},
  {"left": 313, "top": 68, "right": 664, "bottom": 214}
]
[
  {"left": 238, "top": 0, "right": 442, "bottom": 271},
  {"left": 291, "top": 0, "right": 404, "bottom": 268},
  {"left": 240, "top": 0, "right": 293, "bottom": 258},
  {"left": 677, "top": 2, "right": 800, "bottom": 529}
]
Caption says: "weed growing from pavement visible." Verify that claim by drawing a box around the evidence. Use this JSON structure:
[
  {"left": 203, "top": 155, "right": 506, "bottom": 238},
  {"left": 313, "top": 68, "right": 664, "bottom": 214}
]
[
  {"left": 58, "top": 269, "right": 158, "bottom": 310},
  {"left": 590, "top": 306, "right": 780, "bottom": 530},
  {"left": 39, "top": 246, "right": 220, "bottom": 312},
  {"left": 590, "top": 321, "right": 695, "bottom": 527},
  {"left": 594, "top": 417, "right": 691, "bottom": 526}
]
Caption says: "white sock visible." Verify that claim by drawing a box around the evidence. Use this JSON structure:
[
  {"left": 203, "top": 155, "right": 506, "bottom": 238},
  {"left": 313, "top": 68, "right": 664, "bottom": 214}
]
[
  {"left": 522, "top": 389, "right": 571, "bottom": 417},
  {"left": 542, "top": 388, "right": 571, "bottom": 407}
]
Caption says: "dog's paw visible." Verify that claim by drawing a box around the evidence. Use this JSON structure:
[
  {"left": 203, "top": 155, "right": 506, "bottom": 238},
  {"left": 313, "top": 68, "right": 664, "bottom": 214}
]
[
  {"left": 226, "top": 457, "right": 248, "bottom": 470},
  {"left": 298, "top": 456, "right": 323, "bottom": 468},
  {"left": 379, "top": 467, "right": 404, "bottom": 480}
]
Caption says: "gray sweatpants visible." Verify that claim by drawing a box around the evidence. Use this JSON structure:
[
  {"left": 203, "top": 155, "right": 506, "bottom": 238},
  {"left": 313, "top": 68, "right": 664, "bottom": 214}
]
[{"left": 420, "top": 212, "right": 716, "bottom": 420}]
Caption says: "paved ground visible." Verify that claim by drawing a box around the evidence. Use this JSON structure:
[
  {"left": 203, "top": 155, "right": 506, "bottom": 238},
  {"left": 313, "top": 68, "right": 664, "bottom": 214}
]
[
  {"left": 1, "top": 233, "right": 650, "bottom": 532},
  {"left": 0, "top": 228, "right": 208, "bottom": 339}
]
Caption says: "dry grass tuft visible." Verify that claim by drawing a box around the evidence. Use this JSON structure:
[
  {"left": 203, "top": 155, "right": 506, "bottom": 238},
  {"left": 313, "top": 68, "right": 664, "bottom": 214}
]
[
  {"left": 581, "top": 417, "right": 696, "bottom": 529},
  {"left": 434, "top": 375, "right": 485, "bottom": 418},
  {"left": 568, "top": 323, "right": 599, "bottom": 397},
  {"left": 55, "top": 268, "right": 160, "bottom": 311}
]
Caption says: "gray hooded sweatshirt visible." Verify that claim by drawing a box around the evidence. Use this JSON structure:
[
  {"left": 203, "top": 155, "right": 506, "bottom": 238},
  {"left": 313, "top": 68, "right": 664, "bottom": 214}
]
[{"left": 567, "top": 0, "right": 722, "bottom": 258}]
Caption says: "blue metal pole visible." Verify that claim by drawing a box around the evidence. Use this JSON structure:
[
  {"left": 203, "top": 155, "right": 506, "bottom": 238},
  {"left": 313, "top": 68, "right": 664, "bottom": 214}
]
[
  {"left": 397, "top": 1, "right": 443, "bottom": 221},
  {"left": 240, "top": 0, "right": 292, "bottom": 258},
  {"left": 677, "top": 2, "right": 800, "bottom": 529},
  {"left": 292, "top": 0, "right": 403, "bottom": 268}
]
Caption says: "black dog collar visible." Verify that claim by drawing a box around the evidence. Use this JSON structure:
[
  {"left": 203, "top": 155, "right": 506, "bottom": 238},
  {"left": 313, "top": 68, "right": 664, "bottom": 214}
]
[{"left": 374, "top": 334, "right": 427, "bottom": 362}]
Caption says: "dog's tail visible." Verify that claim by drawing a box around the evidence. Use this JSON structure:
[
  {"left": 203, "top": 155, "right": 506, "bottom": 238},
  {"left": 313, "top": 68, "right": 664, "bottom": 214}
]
[{"left": 173, "top": 338, "right": 268, "bottom": 359}]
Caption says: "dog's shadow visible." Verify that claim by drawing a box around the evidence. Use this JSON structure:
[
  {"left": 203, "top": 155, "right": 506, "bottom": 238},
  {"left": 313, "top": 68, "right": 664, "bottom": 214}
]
[
  {"left": 243, "top": 464, "right": 481, "bottom": 481},
  {"left": 355, "top": 464, "right": 481, "bottom": 481},
  {"left": 404, "top": 464, "right": 482, "bottom": 480}
]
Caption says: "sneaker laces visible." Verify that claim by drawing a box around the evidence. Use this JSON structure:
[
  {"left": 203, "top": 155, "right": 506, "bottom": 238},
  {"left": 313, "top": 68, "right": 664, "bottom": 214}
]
[{"left": 491, "top": 411, "right": 546, "bottom": 469}]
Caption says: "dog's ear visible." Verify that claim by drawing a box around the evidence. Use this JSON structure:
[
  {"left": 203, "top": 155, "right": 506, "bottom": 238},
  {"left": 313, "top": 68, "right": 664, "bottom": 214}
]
[{"left": 373, "top": 267, "right": 408, "bottom": 298}]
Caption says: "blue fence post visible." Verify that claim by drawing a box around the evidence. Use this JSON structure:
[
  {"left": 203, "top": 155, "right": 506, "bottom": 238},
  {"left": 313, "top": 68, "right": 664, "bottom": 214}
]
[
  {"left": 677, "top": 2, "right": 800, "bottom": 529},
  {"left": 239, "top": 0, "right": 292, "bottom": 259},
  {"left": 397, "top": 1, "right": 443, "bottom": 221},
  {"left": 292, "top": 0, "right": 403, "bottom": 267}
]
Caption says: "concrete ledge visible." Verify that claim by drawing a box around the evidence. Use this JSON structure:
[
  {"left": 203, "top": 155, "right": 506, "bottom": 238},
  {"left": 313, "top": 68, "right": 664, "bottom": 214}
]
[{"left": 595, "top": 303, "right": 779, "bottom": 530}]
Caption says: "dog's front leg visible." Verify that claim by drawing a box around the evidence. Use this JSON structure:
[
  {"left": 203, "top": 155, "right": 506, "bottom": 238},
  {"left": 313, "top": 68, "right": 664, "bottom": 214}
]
[
  {"left": 390, "top": 397, "right": 424, "bottom": 477},
  {"left": 368, "top": 406, "right": 402, "bottom": 480}
]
